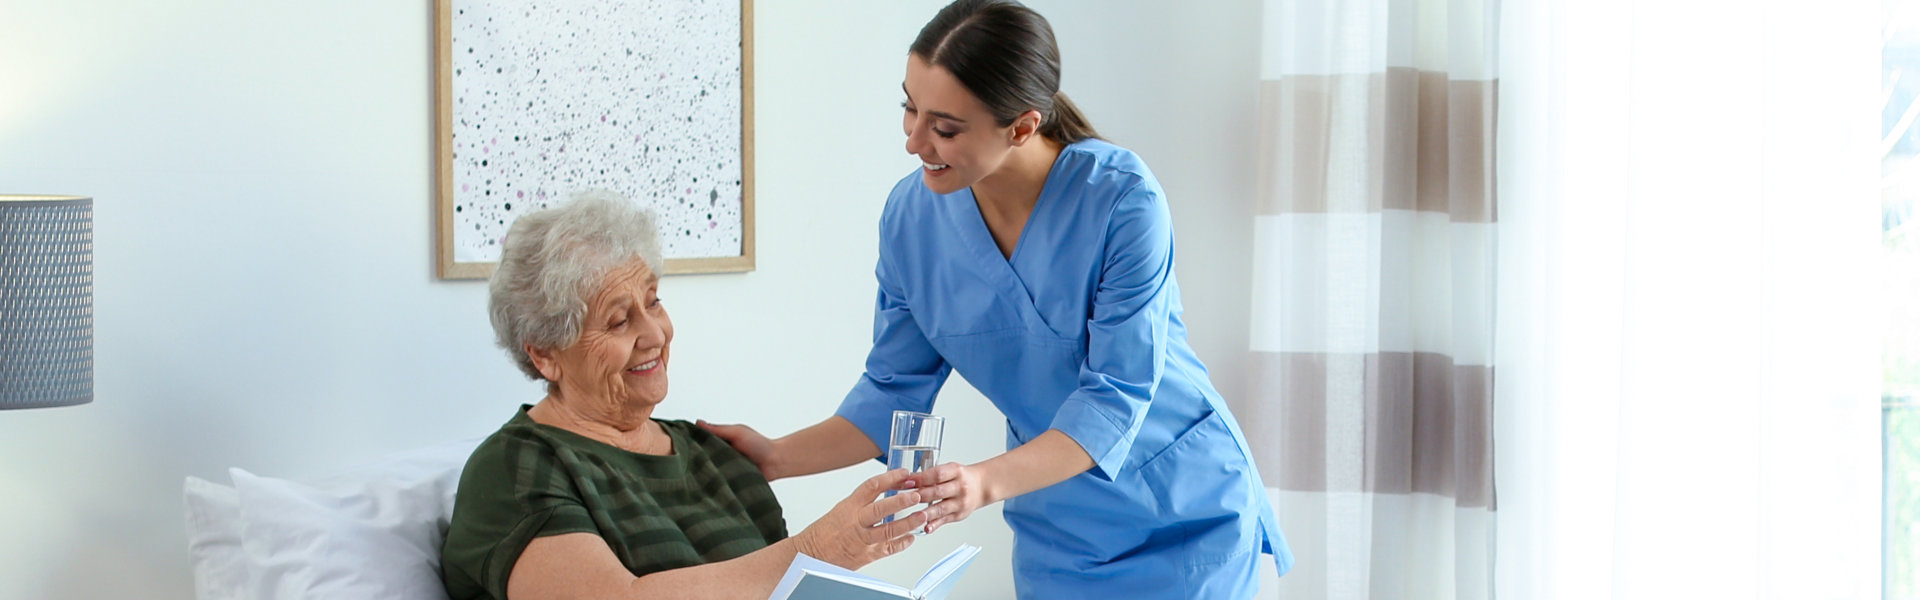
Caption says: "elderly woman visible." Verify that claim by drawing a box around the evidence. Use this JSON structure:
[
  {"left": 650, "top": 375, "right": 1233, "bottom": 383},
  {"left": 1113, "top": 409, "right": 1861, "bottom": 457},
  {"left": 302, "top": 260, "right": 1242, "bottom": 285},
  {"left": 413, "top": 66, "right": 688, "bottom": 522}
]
[{"left": 441, "top": 190, "right": 926, "bottom": 600}]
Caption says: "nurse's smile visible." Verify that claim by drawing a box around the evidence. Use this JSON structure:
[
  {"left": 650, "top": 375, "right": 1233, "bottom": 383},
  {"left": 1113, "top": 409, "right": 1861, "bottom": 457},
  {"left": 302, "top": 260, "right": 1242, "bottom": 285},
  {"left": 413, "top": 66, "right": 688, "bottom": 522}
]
[{"left": 902, "top": 51, "right": 1028, "bottom": 196}]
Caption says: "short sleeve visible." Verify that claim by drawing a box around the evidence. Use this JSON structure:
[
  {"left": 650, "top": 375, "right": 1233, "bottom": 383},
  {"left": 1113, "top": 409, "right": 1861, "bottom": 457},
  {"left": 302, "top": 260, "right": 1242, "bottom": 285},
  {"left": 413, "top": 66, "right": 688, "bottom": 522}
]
[
  {"left": 440, "top": 434, "right": 598, "bottom": 600},
  {"left": 476, "top": 505, "right": 597, "bottom": 599}
]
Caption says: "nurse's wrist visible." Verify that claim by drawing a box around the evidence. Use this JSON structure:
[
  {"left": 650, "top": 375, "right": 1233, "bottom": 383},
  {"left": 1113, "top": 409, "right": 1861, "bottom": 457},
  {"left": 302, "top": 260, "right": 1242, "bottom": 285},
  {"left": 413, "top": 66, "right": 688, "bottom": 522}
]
[
  {"left": 973, "top": 461, "right": 1012, "bottom": 506},
  {"left": 761, "top": 437, "right": 792, "bottom": 481}
]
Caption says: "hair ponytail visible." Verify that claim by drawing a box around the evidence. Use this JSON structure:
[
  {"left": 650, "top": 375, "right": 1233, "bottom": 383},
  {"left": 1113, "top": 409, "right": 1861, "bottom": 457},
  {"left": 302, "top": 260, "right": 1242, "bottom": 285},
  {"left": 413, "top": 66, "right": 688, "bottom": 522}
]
[
  {"left": 1041, "top": 91, "right": 1100, "bottom": 144},
  {"left": 911, "top": 0, "right": 1101, "bottom": 145}
]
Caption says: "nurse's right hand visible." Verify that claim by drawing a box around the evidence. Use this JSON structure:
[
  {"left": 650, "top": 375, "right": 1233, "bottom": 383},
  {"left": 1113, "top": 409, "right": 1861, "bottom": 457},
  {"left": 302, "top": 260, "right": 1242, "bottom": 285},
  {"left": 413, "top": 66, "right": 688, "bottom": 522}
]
[{"left": 792, "top": 469, "right": 928, "bottom": 570}]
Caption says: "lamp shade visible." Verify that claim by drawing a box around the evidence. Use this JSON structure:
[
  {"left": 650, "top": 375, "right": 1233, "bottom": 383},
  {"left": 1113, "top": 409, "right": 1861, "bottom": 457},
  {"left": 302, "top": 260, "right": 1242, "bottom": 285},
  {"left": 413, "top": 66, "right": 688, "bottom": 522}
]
[{"left": 0, "top": 195, "right": 92, "bottom": 409}]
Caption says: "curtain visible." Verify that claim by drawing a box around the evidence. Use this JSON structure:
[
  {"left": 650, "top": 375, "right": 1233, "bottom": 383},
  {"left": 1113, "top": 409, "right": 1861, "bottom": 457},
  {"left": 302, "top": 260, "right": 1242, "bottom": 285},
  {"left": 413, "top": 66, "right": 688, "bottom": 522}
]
[
  {"left": 1491, "top": 0, "right": 1884, "bottom": 597},
  {"left": 1238, "top": 0, "right": 1498, "bottom": 597}
]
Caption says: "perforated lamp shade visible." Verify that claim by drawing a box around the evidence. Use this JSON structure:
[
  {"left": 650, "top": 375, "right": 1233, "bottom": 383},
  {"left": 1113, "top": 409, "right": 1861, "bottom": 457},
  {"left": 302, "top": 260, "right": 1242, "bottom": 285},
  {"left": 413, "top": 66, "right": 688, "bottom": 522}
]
[{"left": 0, "top": 195, "right": 92, "bottom": 409}]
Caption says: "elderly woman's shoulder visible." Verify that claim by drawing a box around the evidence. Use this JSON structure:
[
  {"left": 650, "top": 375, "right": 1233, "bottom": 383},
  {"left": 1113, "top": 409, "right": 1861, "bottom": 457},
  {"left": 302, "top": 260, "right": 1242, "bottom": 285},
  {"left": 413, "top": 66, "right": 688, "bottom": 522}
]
[
  {"left": 657, "top": 419, "right": 753, "bottom": 462},
  {"left": 458, "top": 413, "right": 572, "bottom": 471},
  {"left": 658, "top": 418, "right": 724, "bottom": 448}
]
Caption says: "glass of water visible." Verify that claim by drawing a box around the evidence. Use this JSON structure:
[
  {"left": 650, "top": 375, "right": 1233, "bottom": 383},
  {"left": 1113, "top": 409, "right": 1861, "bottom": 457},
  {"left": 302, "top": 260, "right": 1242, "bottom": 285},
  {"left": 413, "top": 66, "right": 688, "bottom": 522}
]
[{"left": 885, "top": 410, "right": 943, "bottom": 527}]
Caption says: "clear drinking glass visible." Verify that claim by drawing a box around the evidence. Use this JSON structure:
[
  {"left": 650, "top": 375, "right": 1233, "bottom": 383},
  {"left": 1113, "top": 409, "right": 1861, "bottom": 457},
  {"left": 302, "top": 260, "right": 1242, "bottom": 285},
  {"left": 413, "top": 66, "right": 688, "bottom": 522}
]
[{"left": 885, "top": 410, "right": 944, "bottom": 526}]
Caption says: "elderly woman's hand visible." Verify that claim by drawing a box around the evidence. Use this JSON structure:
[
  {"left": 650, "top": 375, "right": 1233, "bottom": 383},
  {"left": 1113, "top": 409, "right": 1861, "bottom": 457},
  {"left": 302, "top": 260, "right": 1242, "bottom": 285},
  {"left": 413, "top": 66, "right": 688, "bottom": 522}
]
[{"left": 791, "top": 469, "right": 927, "bottom": 570}]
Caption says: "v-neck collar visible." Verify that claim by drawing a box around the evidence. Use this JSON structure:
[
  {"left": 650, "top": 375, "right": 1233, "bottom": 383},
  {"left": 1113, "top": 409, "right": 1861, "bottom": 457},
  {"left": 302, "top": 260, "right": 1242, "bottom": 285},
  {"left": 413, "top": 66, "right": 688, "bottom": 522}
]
[
  {"left": 959, "top": 143, "right": 1074, "bottom": 267},
  {"left": 949, "top": 143, "right": 1077, "bottom": 337}
]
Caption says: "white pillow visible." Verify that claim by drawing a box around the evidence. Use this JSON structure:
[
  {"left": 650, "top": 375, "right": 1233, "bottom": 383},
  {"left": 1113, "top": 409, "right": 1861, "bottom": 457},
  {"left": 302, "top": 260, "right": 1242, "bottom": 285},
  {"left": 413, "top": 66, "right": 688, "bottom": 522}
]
[
  {"left": 224, "top": 437, "right": 482, "bottom": 600},
  {"left": 183, "top": 476, "right": 247, "bottom": 600}
]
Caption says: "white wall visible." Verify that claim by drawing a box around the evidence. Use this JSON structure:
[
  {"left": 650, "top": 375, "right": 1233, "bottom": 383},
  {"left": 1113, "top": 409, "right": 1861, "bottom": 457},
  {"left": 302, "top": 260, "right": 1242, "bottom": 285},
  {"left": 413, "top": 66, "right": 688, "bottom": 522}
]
[{"left": 0, "top": 1, "right": 1262, "bottom": 598}]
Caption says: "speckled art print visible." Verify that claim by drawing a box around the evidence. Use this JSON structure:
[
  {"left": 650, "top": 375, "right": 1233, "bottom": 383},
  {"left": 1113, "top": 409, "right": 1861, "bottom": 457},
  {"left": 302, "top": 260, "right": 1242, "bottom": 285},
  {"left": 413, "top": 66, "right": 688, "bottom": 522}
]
[{"left": 435, "top": 0, "right": 753, "bottom": 278}]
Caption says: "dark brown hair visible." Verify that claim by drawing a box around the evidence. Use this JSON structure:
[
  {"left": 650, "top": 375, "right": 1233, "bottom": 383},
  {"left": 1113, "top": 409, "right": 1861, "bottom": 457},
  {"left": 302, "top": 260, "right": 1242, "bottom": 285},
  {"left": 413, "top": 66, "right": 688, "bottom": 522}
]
[{"left": 909, "top": 0, "right": 1100, "bottom": 144}]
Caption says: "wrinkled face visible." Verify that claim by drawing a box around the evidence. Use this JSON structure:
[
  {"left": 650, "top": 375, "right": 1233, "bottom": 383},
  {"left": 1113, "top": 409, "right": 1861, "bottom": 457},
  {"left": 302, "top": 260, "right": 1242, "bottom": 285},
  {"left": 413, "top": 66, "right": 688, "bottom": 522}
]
[
  {"left": 539, "top": 260, "right": 673, "bottom": 409},
  {"left": 901, "top": 54, "right": 1021, "bottom": 195}
]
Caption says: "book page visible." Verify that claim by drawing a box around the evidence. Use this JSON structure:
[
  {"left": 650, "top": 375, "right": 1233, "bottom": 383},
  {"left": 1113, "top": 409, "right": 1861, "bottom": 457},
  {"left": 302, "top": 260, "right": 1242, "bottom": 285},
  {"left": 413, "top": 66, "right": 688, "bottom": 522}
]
[{"left": 911, "top": 544, "right": 982, "bottom": 600}]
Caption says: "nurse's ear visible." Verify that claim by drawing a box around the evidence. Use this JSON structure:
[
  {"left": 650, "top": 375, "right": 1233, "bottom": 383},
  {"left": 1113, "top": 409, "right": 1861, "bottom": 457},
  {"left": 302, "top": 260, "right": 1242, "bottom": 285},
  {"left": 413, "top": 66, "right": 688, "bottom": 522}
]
[{"left": 1008, "top": 109, "right": 1044, "bottom": 146}]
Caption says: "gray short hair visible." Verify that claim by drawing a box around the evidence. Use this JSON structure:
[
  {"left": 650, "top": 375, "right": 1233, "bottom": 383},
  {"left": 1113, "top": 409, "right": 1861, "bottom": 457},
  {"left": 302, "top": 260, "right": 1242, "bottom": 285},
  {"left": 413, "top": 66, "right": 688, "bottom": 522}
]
[{"left": 488, "top": 189, "right": 664, "bottom": 381}]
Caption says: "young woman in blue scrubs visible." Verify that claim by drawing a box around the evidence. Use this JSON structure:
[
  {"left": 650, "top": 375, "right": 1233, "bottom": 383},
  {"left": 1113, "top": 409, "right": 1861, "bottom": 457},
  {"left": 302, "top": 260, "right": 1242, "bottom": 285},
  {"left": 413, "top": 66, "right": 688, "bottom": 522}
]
[{"left": 703, "top": 1, "right": 1293, "bottom": 596}]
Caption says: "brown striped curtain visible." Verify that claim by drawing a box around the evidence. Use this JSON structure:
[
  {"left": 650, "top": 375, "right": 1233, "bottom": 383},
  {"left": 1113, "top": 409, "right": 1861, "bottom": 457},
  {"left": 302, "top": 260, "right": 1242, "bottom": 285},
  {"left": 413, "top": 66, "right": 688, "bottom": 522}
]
[{"left": 1237, "top": 0, "right": 1497, "bottom": 597}]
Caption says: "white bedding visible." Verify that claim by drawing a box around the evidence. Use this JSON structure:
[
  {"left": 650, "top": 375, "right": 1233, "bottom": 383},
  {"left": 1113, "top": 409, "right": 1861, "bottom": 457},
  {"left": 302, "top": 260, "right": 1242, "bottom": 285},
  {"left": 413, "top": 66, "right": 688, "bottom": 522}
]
[{"left": 184, "top": 437, "right": 482, "bottom": 600}]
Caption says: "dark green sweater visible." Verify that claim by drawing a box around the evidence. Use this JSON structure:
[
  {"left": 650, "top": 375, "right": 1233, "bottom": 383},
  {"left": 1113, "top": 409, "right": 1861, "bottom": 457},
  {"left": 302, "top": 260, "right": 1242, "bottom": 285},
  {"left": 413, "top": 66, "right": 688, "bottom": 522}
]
[{"left": 440, "top": 406, "right": 788, "bottom": 600}]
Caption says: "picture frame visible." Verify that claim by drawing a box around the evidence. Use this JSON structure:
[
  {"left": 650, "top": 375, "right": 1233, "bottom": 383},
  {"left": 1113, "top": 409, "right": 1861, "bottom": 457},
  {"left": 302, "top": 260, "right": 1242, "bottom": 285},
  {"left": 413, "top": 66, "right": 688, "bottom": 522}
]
[{"left": 434, "top": 0, "right": 755, "bottom": 279}]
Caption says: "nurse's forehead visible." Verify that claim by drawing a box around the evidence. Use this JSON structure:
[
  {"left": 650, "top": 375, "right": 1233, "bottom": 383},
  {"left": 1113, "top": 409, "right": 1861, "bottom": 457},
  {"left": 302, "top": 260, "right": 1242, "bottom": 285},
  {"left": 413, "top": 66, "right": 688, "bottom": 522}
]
[{"left": 902, "top": 59, "right": 983, "bottom": 121}]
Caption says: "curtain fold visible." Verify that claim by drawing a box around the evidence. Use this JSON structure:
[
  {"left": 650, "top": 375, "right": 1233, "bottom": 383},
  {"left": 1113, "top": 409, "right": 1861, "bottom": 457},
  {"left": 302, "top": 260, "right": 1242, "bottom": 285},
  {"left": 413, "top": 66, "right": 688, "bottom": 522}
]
[{"left": 1240, "top": 0, "right": 1498, "bottom": 597}]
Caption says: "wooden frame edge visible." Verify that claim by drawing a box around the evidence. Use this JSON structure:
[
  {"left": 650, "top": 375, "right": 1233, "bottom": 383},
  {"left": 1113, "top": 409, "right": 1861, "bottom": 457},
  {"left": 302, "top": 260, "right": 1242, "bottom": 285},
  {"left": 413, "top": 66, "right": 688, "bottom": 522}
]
[{"left": 433, "top": 0, "right": 468, "bottom": 279}]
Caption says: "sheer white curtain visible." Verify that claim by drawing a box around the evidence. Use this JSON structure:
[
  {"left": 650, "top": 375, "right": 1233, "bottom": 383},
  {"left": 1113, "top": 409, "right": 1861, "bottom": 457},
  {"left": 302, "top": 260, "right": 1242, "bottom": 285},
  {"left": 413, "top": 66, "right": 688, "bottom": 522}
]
[
  {"left": 1493, "top": 0, "right": 1882, "bottom": 597},
  {"left": 1241, "top": 0, "right": 1498, "bottom": 598},
  {"left": 1247, "top": 0, "right": 1883, "bottom": 597}
]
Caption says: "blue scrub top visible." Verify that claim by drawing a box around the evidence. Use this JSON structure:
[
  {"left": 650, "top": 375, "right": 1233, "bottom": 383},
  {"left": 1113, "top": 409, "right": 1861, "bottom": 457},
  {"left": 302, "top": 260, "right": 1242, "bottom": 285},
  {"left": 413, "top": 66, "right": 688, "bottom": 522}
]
[{"left": 835, "top": 139, "right": 1295, "bottom": 598}]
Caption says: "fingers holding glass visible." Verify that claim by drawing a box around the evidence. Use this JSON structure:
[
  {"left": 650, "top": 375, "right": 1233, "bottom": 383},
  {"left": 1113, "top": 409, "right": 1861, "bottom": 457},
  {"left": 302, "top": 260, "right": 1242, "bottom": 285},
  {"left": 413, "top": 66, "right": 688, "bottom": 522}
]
[{"left": 885, "top": 411, "right": 944, "bottom": 532}]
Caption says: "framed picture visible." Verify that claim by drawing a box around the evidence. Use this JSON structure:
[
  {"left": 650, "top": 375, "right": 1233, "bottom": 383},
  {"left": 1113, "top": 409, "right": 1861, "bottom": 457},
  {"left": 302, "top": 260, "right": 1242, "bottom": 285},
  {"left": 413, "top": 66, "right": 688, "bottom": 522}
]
[{"left": 434, "top": 0, "right": 755, "bottom": 279}]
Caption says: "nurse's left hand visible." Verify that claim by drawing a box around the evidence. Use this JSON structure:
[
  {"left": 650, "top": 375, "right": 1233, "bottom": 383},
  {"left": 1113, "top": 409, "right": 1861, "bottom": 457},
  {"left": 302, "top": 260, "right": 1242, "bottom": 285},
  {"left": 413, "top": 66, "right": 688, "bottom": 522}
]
[{"left": 903, "top": 462, "right": 990, "bottom": 534}]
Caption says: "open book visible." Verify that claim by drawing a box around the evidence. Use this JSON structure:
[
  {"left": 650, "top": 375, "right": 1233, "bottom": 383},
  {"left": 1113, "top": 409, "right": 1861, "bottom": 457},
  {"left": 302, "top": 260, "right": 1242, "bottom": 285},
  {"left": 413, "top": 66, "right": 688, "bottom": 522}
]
[{"left": 767, "top": 544, "right": 981, "bottom": 600}]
